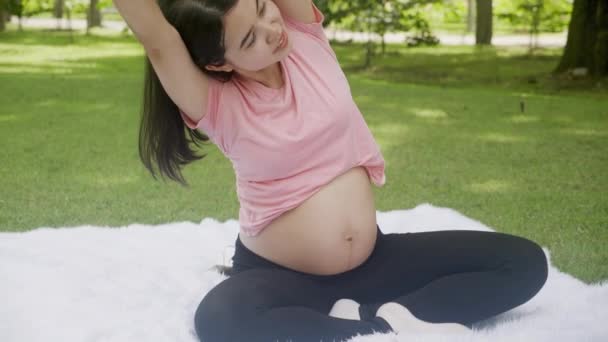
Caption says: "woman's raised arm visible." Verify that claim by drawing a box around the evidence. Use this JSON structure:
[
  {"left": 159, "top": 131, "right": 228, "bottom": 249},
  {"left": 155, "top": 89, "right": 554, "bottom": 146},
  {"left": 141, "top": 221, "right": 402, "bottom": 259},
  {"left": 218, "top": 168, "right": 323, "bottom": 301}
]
[
  {"left": 112, "top": 0, "right": 210, "bottom": 124},
  {"left": 112, "top": 0, "right": 172, "bottom": 46}
]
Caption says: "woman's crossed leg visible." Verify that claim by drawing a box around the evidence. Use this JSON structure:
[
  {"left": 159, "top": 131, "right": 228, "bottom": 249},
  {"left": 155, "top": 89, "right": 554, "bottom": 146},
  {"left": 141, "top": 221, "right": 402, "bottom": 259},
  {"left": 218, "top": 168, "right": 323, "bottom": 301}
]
[
  {"left": 194, "top": 267, "right": 391, "bottom": 342},
  {"left": 328, "top": 229, "right": 549, "bottom": 329},
  {"left": 194, "top": 228, "right": 548, "bottom": 341}
]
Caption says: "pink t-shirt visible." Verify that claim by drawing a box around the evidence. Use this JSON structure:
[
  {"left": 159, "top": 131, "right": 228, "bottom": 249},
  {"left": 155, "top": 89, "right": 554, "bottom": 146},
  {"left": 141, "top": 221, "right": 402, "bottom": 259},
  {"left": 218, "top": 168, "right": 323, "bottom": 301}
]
[{"left": 180, "top": 4, "right": 386, "bottom": 237}]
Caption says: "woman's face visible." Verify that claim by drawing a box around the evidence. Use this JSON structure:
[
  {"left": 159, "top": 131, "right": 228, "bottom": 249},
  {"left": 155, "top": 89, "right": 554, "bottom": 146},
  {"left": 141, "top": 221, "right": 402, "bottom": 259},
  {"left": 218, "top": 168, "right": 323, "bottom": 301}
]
[{"left": 210, "top": 0, "right": 292, "bottom": 72}]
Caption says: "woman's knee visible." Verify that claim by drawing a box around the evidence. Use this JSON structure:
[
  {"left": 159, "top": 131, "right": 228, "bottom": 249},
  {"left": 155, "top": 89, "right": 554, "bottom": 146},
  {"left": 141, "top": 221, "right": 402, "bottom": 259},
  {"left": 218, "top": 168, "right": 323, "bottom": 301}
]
[
  {"left": 193, "top": 269, "right": 299, "bottom": 342},
  {"left": 508, "top": 236, "right": 549, "bottom": 297},
  {"left": 193, "top": 284, "right": 234, "bottom": 341},
  {"left": 528, "top": 239, "right": 549, "bottom": 290},
  {"left": 193, "top": 273, "right": 259, "bottom": 342}
]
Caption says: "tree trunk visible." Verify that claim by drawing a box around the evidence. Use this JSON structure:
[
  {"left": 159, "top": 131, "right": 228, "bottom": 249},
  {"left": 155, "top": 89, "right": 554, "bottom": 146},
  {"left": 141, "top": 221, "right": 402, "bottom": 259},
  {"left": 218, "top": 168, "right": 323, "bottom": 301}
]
[
  {"left": 526, "top": 0, "right": 543, "bottom": 52},
  {"left": 365, "top": 33, "right": 373, "bottom": 68},
  {"left": 54, "top": 0, "right": 64, "bottom": 18},
  {"left": 476, "top": 0, "right": 493, "bottom": 45},
  {"left": 87, "top": 0, "right": 102, "bottom": 30},
  {"left": 556, "top": 0, "right": 608, "bottom": 77},
  {"left": 0, "top": 0, "right": 7, "bottom": 32},
  {"left": 467, "top": 0, "right": 476, "bottom": 33},
  {"left": 53, "top": 0, "right": 64, "bottom": 29},
  {"left": 364, "top": 11, "right": 373, "bottom": 68}
]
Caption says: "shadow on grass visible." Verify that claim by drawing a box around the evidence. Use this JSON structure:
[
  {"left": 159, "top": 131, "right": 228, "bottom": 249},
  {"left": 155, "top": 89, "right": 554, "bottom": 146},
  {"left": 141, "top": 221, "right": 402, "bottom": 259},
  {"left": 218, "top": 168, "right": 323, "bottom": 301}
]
[{"left": 333, "top": 43, "right": 607, "bottom": 95}]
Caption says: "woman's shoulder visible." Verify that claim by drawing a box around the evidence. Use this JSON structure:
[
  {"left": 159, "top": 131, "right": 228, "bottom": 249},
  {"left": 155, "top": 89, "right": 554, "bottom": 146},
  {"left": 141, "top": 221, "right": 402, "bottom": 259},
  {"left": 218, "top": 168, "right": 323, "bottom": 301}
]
[
  {"left": 282, "top": 3, "right": 331, "bottom": 47},
  {"left": 285, "top": 25, "right": 336, "bottom": 62}
]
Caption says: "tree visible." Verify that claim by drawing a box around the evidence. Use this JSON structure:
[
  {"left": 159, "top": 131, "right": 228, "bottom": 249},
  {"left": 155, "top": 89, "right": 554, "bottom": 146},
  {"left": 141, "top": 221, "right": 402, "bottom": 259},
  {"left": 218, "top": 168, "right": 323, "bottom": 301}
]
[
  {"left": 476, "top": 0, "right": 492, "bottom": 45},
  {"left": 555, "top": 0, "right": 608, "bottom": 78},
  {"left": 0, "top": 0, "right": 7, "bottom": 32},
  {"left": 7, "top": 0, "right": 23, "bottom": 31},
  {"left": 0, "top": 12, "right": 4, "bottom": 32},
  {"left": 86, "top": 0, "right": 101, "bottom": 32},
  {"left": 497, "top": 0, "right": 572, "bottom": 52},
  {"left": 327, "top": 0, "right": 439, "bottom": 67},
  {"left": 53, "top": 0, "right": 63, "bottom": 18}
]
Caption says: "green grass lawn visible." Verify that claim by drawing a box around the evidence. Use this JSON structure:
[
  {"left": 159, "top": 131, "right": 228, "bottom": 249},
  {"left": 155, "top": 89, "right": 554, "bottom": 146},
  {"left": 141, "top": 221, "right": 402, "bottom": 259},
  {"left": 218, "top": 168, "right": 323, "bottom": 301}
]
[{"left": 1, "top": 26, "right": 606, "bottom": 284}]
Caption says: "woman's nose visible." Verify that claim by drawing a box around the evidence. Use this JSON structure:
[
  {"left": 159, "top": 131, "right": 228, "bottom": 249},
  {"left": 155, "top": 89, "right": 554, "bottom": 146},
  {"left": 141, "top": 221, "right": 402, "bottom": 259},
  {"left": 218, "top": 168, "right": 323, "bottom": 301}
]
[{"left": 262, "top": 23, "right": 281, "bottom": 44}]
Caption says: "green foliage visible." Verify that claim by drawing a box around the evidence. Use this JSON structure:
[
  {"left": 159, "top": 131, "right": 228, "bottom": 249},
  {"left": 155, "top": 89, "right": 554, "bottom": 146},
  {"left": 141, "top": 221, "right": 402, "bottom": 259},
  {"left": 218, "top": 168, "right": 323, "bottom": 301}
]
[
  {"left": 441, "top": 0, "right": 468, "bottom": 24},
  {"left": 405, "top": 0, "right": 572, "bottom": 33},
  {"left": 328, "top": 0, "right": 441, "bottom": 35},
  {"left": 70, "top": 0, "right": 114, "bottom": 14},
  {"left": 15, "top": 0, "right": 113, "bottom": 17},
  {"left": 322, "top": 0, "right": 442, "bottom": 64},
  {"left": 8, "top": 0, "right": 24, "bottom": 17},
  {"left": 496, "top": 0, "right": 573, "bottom": 33},
  {"left": 418, "top": 0, "right": 467, "bottom": 26},
  {"left": 21, "top": 0, "right": 54, "bottom": 16},
  {"left": 313, "top": 0, "right": 334, "bottom": 27},
  {"left": 400, "top": 9, "right": 440, "bottom": 46}
]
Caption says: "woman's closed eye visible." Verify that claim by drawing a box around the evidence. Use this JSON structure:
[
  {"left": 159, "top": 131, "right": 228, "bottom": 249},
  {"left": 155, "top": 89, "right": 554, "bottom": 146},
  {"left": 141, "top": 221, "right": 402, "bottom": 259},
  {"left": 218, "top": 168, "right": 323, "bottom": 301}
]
[{"left": 248, "top": 1, "right": 267, "bottom": 48}]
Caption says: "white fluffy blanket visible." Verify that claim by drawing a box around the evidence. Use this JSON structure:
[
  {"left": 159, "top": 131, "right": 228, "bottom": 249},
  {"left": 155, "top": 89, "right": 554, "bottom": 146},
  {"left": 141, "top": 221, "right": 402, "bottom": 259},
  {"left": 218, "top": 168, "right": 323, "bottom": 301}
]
[{"left": 1, "top": 204, "right": 607, "bottom": 342}]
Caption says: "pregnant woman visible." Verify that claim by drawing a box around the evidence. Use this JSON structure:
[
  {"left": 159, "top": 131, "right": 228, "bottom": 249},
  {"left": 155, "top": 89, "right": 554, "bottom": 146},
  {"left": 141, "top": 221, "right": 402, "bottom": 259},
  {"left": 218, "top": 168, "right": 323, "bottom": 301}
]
[{"left": 112, "top": 0, "right": 549, "bottom": 341}]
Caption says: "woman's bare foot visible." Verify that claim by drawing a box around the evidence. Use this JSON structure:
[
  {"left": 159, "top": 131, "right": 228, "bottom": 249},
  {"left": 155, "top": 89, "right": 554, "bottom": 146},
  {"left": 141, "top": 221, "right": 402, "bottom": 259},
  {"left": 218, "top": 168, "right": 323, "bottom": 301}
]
[{"left": 376, "top": 302, "right": 470, "bottom": 334}]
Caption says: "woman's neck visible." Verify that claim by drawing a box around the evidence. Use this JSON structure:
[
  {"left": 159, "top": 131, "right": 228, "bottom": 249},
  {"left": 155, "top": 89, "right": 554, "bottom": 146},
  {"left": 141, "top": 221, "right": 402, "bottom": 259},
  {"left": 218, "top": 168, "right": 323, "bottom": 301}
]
[{"left": 237, "top": 62, "right": 284, "bottom": 89}]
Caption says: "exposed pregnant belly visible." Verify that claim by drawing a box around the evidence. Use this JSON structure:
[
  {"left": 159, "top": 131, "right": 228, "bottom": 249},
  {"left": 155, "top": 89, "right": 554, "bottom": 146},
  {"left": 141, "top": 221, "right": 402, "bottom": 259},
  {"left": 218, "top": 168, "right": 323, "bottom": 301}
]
[{"left": 239, "top": 166, "right": 378, "bottom": 276}]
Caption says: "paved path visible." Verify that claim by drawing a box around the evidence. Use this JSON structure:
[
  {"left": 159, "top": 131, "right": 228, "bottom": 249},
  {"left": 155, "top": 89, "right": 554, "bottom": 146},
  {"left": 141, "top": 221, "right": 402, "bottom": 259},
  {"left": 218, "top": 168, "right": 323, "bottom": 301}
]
[{"left": 9, "top": 17, "right": 567, "bottom": 47}]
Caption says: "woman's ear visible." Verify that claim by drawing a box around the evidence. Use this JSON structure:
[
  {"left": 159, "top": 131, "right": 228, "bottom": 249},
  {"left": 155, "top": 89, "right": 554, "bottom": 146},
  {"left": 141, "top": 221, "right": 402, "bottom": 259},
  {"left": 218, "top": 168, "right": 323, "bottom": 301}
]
[{"left": 205, "top": 64, "right": 234, "bottom": 72}]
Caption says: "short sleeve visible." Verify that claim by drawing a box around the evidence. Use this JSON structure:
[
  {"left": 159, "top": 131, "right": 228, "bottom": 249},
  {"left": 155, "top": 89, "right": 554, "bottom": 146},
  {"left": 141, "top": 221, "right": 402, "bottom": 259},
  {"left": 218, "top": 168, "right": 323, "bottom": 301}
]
[
  {"left": 282, "top": 2, "right": 328, "bottom": 43},
  {"left": 179, "top": 77, "right": 223, "bottom": 134}
]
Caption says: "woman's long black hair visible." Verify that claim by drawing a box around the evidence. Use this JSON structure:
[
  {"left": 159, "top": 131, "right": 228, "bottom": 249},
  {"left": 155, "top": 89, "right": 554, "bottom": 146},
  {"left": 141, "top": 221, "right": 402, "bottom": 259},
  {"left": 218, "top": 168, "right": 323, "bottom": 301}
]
[{"left": 139, "top": 0, "right": 238, "bottom": 187}]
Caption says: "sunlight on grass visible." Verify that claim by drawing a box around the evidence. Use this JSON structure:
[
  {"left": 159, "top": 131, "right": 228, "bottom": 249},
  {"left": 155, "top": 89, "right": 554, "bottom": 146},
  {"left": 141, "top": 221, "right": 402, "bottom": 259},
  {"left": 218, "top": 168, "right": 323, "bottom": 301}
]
[
  {"left": 467, "top": 179, "right": 514, "bottom": 193},
  {"left": 0, "top": 40, "right": 143, "bottom": 76},
  {"left": 0, "top": 63, "right": 87, "bottom": 74},
  {"left": 373, "top": 122, "right": 411, "bottom": 149},
  {"left": 509, "top": 115, "right": 540, "bottom": 123},
  {"left": 0, "top": 43, "right": 141, "bottom": 61},
  {"left": 560, "top": 128, "right": 608, "bottom": 137},
  {"left": 553, "top": 116, "right": 574, "bottom": 123},
  {"left": 478, "top": 132, "right": 529, "bottom": 143},
  {"left": 32, "top": 99, "right": 60, "bottom": 108},
  {"left": 0, "top": 114, "right": 18, "bottom": 122},
  {"left": 89, "top": 174, "right": 139, "bottom": 187},
  {"left": 410, "top": 108, "right": 449, "bottom": 119}
]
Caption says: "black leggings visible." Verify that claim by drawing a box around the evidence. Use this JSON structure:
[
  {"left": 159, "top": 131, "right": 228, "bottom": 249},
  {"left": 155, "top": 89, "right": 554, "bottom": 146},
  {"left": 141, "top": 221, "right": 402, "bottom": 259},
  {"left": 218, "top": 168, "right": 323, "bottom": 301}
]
[{"left": 194, "top": 225, "right": 548, "bottom": 342}]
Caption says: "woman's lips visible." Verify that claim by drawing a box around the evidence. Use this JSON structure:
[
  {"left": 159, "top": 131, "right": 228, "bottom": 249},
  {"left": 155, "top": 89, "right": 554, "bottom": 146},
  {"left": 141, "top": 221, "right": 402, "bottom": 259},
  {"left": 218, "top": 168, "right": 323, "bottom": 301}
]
[{"left": 275, "top": 31, "right": 288, "bottom": 53}]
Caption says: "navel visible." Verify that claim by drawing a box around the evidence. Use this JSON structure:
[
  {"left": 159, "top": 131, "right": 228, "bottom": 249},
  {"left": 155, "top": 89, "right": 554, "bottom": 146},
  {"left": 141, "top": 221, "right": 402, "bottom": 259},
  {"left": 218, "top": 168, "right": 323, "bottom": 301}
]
[{"left": 343, "top": 228, "right": 356, "bottom": 242}]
